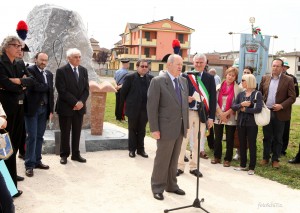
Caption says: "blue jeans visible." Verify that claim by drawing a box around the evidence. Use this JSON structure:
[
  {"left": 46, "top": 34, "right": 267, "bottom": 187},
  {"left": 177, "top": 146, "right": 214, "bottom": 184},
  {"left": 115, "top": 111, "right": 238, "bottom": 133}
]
[{"left": 24, "top": 105, "right": 47, "bottom": 169}]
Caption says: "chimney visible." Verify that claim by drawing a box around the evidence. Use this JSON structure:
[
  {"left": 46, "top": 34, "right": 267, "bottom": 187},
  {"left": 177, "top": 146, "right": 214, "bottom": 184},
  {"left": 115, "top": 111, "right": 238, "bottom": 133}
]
[{"left": 170, "top": 16, "right": 174, "bottom": 21}]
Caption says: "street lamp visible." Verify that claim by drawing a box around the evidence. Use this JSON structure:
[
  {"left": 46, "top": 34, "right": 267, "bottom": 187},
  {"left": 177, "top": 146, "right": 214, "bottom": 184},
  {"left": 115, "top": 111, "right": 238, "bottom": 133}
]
[{"left": 249, "top": 17, "right": 255, "bottom": 34}]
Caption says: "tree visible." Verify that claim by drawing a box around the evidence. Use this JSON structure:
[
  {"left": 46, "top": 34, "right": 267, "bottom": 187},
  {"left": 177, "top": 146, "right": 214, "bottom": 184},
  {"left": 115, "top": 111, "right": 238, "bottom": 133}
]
[
  {"left": 95, "top": 48, "right": 110, "bottom": 65},
  {"left": 276, "top": 50, "right": 286, "bottom": 56}
]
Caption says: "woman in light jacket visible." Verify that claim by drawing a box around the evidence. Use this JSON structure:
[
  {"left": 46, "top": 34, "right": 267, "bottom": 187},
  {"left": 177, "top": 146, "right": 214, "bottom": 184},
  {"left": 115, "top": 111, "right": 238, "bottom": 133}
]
[
  {"left": 211, "top": 67, "right": 242, "bottom": 167},
  {"left": 232, "top": 74, "right": 262, "bottom": 175}
]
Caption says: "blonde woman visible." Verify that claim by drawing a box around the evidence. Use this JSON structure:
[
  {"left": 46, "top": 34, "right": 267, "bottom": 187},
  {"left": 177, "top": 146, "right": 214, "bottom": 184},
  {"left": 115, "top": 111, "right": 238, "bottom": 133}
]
[{"left": 232, "top": 74, "right": 262, "bottom": 175}]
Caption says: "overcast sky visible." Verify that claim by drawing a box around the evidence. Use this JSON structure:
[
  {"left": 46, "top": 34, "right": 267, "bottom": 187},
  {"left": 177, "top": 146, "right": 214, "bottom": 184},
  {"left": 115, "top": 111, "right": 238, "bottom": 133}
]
[{"left": 1, "top": 0, "right": 299, "bottom": 55}]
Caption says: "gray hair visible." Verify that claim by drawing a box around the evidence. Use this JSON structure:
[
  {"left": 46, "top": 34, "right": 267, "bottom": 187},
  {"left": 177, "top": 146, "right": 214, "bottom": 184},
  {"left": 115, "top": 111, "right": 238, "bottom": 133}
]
[
  {"left": 1, "top": 36, "right": 23, "bottom": 53},
  {"left": 193, "top": 53, "right": 207, "bottom": 62},
  {"left": 66, "top": 48, "right": 81, "bottom": 58}
]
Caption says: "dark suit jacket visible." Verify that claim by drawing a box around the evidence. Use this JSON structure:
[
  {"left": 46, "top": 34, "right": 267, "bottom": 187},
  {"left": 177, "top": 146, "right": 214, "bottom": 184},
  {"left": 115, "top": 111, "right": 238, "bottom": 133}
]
[
  {"left": 24, "top": 65, "right": 54, "bottom": 119},
  {"left": 259, "top": 74, "right": 296, "bottom": 121},
  {"left": 120, "top": 72, "right": 153, "bottom": 118},
  {"left": 147, "top": 72, "right": 189, "bottom": 141},
  {"left": 55, "top": 63, "right": 89, "bottom": 116},
  {"left": 182, "top": 71, "right": 216, "bottom": 120},
  {"left": 0, "top": 53, "right": 36, "bottom": 115}
]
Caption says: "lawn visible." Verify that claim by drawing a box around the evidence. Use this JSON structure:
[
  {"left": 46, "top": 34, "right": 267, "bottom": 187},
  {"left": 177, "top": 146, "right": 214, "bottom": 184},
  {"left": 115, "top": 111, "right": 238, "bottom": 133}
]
[{"left": 104, "top": 92, "right": 300, "bottom": 189}]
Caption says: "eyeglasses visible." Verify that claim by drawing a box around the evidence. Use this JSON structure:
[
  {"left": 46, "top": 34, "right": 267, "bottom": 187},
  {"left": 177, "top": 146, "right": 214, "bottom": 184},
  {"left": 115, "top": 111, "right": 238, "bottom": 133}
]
[
  {"left": 9, "top": 44, "right": 22, "bottom": 49},
  {"left": 140, "top": 65, "right": 148, "bottom": 68},
  {"left": 241, "top": 79, "right": 246, "bottom": 82},
  {"left": 243, "top": 72, "right": 251, "bottom": 74}
]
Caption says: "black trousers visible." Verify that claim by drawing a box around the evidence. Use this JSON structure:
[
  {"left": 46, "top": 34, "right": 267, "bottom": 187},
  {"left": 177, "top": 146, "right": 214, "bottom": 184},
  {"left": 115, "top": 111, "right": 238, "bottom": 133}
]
[
  {"left": 127, "top": 109, "right": 148, "bottom": 152},
  {"left": 4, "top": 105, "right": 24, "bottom": 188},
  {"left": 214, "top": 124, "right": 236, "bottom": 161},
  {"left": 281, "top": 120, "right": 290, "bottom": 155},
  {"left": 18, "top": 122, "right": 26, "bottom": 156},
  {"left": 115, "top": 91, "right": 124, "bottom": 120},
  {"left": 238, "top": 126, "right": 258, "bottom": 170},
  {"left": 59, "top": 113, "right": 83, "bottom": 158},
  {"left": 207, "top": 126, "right": 215, "bottom": 150}
]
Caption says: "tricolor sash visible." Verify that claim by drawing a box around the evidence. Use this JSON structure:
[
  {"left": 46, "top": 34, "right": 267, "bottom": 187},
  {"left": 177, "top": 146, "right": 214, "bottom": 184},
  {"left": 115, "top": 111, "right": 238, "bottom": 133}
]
[{"left": 188, "top": 74, "right": 210, "bottom": 112}]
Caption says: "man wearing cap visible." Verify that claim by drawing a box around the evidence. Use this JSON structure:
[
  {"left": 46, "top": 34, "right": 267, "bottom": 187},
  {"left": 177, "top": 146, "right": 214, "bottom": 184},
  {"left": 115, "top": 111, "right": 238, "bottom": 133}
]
[
  {"left": 280, "top": 58, "right": 299, "bottom": 156},
  {"left": 114, "top": 59, "right": 129, "bottom": 121},
  {"left": 120, "top": 59, "right": 153, "bottom": 158},
  {"left": 24, "top": 52, "right": 54, "bottom": 177}
]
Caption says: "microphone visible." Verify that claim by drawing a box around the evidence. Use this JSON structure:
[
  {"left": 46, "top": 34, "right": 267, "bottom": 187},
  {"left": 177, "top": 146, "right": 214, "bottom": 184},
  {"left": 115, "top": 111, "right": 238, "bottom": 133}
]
[{"left": 186, "top": 71, "right": 199, "bottom": 75}]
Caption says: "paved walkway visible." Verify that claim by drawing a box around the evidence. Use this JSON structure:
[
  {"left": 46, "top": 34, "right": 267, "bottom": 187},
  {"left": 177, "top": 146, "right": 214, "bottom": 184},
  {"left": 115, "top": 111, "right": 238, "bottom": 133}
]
[{"left": 14, "top": 123, "right": 299, "bottom": 213}]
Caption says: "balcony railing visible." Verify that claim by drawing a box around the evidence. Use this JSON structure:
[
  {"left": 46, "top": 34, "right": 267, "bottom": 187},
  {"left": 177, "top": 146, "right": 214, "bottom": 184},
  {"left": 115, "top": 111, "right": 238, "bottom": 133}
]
[{"left": 141, "top": 38, "right": 157, "bottom": 46}]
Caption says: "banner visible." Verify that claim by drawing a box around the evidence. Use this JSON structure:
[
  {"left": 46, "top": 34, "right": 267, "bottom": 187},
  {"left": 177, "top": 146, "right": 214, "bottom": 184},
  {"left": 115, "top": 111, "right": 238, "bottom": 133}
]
[{"left": 238, "top": 34, "right": 270, "bottom": 85}]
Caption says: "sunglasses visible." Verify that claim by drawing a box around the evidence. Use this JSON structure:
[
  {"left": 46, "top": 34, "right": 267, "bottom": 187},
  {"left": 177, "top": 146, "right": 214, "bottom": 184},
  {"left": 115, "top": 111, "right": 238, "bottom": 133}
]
[
  {"left": 243, "top": 72, "right": 251, "bottom": 74},
  {"left": 140, "top": 65, "right": 148, "bottom": 68},
  {"left": 241, "top": 79, "right": 246, "bottom": 82}
]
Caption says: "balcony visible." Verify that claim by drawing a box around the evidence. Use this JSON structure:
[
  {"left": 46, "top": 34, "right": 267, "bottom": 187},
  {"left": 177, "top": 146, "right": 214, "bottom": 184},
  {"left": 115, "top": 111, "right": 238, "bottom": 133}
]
[
  {"left": 180, "top": 41, "right": 190, "bottom": 48},
  {"left": 141, "top": 38, "right": 157, "bottom": 46}
]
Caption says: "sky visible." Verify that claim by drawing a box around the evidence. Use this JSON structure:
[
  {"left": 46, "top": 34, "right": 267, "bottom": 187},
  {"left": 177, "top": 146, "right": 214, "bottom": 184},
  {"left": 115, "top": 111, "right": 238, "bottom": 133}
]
[{"left": 0, "top": 0, "right": 300, "bottom": 55}]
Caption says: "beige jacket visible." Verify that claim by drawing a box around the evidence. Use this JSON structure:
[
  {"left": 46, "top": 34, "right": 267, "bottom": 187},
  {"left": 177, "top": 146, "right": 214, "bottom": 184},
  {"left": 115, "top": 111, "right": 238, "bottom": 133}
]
[{"left": 0, "top": 103, "right": 7, "bottom": 128}]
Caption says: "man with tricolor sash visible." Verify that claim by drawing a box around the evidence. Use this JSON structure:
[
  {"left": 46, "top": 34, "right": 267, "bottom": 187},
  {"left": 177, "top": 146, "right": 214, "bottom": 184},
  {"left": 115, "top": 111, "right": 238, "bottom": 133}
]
[{"left": 177, "top": 53, "right": 216, "bottom": 177}]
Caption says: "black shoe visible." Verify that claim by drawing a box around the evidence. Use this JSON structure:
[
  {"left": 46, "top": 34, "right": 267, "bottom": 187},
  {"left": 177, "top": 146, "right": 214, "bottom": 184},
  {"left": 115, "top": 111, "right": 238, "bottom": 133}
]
[
  {"left": 18, "top": 153, "right": 24, "bottom": 160},
  {"left": 153, "top": 193, "right": 164, "bottom": 200},
  {"left": 35, "top": 162, "right": 50, "bottom": 170},
  {"left": 25, "top": 168, "right": 34, "bottom": 177},
  {"left": 71, "top": 155, "right": 86, "bottom": 163},
  {"left": 190, "top": 169, "right": 203, "bottom": 177},
  {"left": 13, "top": 190, "right": 23, "bottom": 198},
  {"left": 60, "top": 157, "right": 67, "bottom": 165},
  {"left": 176, "top": 169, "right": 184, "bottom": 176},
  {"left": 137, "top": 151, "right": 148, "bottom": 158},
  {"left": 288, "top": 157, "right": 300, "bottom": 164},
  {"left": 129, "top": 151, "right": 136, "bottom": 158},
  {"left": 17, "top": 175, "right": 24, "bottom": 181},
  {"left": 184, "top": 155, "right": 189, "bottom": 162},
  {"left": 166, "top": 188, "right": 185, "bottom": 195}
]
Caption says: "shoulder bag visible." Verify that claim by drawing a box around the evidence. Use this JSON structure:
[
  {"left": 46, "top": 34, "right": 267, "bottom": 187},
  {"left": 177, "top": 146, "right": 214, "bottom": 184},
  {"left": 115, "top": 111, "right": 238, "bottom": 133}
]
[
  {"left": 254, "top": 91, "right": 270, "bottom": 126},
  {"left": 0, "top": 130, "right": 13, "bottom": 160}
]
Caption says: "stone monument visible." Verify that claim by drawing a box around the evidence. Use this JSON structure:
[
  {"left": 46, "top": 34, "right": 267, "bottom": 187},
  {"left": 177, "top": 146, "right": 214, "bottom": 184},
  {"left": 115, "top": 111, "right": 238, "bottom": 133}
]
[{"left": 25, "top": 4, "right": 99, "bottom": 129}]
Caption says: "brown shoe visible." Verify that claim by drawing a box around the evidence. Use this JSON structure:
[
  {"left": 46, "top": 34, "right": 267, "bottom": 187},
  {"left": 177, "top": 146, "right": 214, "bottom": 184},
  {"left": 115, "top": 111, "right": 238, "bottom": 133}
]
[
  {"left": 260, "top": 159, "right": 269, "bottom": 165},
  {"left": 211, "top": 158, "right": 221, "bottom": 164},
  {"left": 223, "top": 161, "right": 230, "bottom": 167},
  {"left": 200, "top": 152, "right": 209, "bottom": 159},
  {"left": 272, "top": 161, "right": 280, "bottom": 168}
]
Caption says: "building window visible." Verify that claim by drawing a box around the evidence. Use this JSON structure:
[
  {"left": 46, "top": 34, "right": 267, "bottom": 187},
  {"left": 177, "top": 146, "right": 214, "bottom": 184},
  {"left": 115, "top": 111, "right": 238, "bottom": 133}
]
[
  {"left": 182, "top": 65, "right": 186, "bottom": 72},
  {"left": 129, "top": 63, "right": 134, "bottom": 70},
  {"left": 298, "top": 66, "right": 300, "bottom": 71},
  {"left": 144, "top": 48, "right": 150, "bottom": 57},
  {"left": 145, "top": 32, "right": 150, "bottom": 41},
  {"left": 177, "top": 34, "right": 184, "bottom": 43},
  {"left": 159, "top": 64, "right": 164, "bottom": 71}
]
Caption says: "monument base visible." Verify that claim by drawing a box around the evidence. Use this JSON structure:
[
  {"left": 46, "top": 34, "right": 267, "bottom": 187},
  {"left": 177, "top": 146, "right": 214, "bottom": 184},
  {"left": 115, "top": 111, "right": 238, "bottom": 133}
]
[{"left": 43, "top": 123, "right": 128, "bottom": 154}]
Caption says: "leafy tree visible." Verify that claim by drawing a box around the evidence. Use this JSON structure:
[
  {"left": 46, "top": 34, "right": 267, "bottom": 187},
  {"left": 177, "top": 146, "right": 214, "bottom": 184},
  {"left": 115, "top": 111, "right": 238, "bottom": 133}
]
[{"left": 95, "top": 48, "right": 110, "bottom": 65}]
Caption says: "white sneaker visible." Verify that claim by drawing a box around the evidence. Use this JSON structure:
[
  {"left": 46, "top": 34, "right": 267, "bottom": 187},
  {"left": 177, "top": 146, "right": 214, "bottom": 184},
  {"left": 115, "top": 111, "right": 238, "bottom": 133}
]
[
  {"left": 233, "top": 153, "right": 240, "bottom": 161},
  {"left": 248, "top": 170, "right": 255, "bottom": 175},
  {"left": 234, "top": 167, "right": 247, "bottom": 171}
]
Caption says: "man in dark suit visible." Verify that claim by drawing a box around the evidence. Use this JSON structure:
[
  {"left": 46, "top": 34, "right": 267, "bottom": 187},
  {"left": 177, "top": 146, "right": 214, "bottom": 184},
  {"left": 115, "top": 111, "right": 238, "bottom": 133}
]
[
  {"left": 55, "top": 48, "right": 89, "bottom": 165},
  {"left": 120, "top": 59, "right": 153, "bottom": 158},
  {"left": 259, "top": 58, "right": 296, "bottom": 168},
  {"left": 24, "top": 52, "right": 54, "bottom": 177},
  {"left": 0, "top": 35, "right": 36, "bottom": 197},
  {"left": 177, "top": 53, "right": 216, "bottom": 177},
  {"left": 147, "top": 54, "right": 189, "bottom": 201}
]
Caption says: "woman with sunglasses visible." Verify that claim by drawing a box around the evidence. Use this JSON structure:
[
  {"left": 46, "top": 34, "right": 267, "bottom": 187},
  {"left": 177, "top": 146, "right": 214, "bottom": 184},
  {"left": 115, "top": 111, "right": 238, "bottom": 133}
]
[{"left": 232, "top": 74, "right": 263, "bottom": 175}]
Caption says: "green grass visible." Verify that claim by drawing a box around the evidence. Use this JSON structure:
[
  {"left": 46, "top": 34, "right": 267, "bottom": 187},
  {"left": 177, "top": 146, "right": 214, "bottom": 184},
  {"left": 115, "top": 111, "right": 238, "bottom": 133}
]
[{"left": 104, "top": 92, "right": 300, "bottom": 189}]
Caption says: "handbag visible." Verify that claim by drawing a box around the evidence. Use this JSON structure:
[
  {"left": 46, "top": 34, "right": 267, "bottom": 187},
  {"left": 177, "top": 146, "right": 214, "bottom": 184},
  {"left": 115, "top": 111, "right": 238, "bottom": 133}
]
[
  {"left": 0, "top": 130, "right": 14, "bottom": 160},
  {"left": 254, "top": 91, "right": 270, "bottom": 126}
]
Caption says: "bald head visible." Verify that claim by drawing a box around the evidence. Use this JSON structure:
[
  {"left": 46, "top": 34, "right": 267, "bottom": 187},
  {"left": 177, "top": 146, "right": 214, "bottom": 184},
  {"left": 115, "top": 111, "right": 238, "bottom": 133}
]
[{"left": 167, "top": 54, "right": 183, "bottom": 77}]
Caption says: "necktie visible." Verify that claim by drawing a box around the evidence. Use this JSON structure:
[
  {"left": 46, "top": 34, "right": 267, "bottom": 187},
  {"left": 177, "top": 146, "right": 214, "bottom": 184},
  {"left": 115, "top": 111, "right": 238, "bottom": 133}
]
[
  {"left": 73, "top": 67, "right": 79, "bottom": 82},
  {"left": 173, "top": 78, "right": 182, "bottom": 104},
  {"left": 41, "top": 70, "right": 47, "bottom": 84}
]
